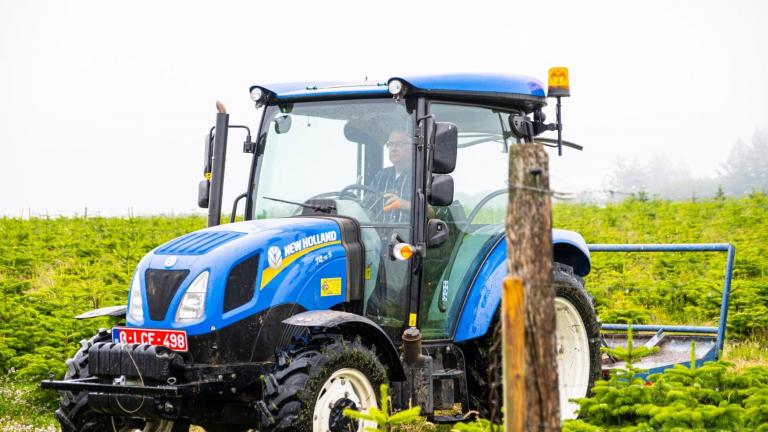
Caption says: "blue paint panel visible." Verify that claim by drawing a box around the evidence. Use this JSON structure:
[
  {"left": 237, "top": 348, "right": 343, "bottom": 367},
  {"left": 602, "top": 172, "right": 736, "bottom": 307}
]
[
  {"left": 126, "top": 218, "right": 347, "bottom": 336},
  {"left": 454, "top": 229, "right": 591, "bottom": 342},
  {"left": 393, "top": 74, "right": 546, "bottom": 98},
  {"left": 155, "top": 231, "right": 245, "bottom": 255},
  {"left": 253, "top": 73, "right": 546, "bottom": 101},
  {"left": 454, "top": 239, "right": 507, "bottom": 342}
]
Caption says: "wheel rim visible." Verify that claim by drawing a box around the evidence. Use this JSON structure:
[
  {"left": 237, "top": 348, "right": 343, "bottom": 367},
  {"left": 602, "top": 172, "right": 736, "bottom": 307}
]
[
  {"left": 313, "top": 368, "right": 378, "bottom": 432},
  {"left": 555, "top": 296, "right": 591, "bottom": 420}
]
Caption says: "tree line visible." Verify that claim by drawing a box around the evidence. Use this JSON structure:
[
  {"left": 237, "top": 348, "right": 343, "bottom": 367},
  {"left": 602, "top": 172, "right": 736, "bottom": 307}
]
[{"left": 606, "top": 128, "right": 768, "bottom": 201}]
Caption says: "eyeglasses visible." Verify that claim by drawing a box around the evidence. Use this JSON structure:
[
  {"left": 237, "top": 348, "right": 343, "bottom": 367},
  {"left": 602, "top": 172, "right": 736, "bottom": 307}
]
[{"left": 385, "top": 140, "right": 409, "bottom": 149}]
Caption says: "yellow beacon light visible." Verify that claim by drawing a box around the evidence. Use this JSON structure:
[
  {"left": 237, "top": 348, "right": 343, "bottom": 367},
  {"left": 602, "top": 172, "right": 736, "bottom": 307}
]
[{"left": 547, "top": 67, "right": 570, "bottom": 98}]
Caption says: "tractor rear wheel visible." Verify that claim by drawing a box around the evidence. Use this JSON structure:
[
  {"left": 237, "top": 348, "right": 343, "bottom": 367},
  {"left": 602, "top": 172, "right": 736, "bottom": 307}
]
[
  {"left": 553, "top": 263, "right": 601, "bottom": 419},
  {"left": 264, "top": 337, "right": 387, "bottom": 432},
  {"left": 464, "top": 263, "right": 600, "bottom": 421}
]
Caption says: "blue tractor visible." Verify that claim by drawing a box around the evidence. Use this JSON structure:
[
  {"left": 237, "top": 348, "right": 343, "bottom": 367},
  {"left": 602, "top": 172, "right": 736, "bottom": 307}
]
[{"left": 44, "top": 72, "right": 600, "bottom": 431}]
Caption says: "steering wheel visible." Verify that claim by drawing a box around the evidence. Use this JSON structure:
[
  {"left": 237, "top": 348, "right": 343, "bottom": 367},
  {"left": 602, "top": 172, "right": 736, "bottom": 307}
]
[
  {"left": 306, "top": 184, "right": 387, "bottom": 202},
  {"left": 305, "top": 184, "right": 396, "bottom": 218},
  {"left": 339, "top": 184, "right": 388, "bottom": 202},
  {"left": 464, "top": 188, "right": 507, "bottom": 230}
]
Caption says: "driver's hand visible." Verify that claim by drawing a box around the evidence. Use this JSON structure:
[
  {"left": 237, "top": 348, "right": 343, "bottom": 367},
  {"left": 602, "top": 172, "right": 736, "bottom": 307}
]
[{"left": 383, "top": 193, "right": 411, "bottom": 212}]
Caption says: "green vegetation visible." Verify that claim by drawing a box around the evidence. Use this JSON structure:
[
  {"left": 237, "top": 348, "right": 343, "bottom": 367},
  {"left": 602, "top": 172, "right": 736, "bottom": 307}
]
[
  {"left": 0, "top": 194, "right": 766, "bottom": 428},
  {"left": 0, "top": 216, "right": 204, "bottom": 379},
  {"left": 343, "top": 384, "right": 427, "bottom": 431},
  {"left": 554, "top": 193, "right": 768, "bottom": 340},
  {"left": 564, "top": 326, "right": 768, "bottom": 431}
]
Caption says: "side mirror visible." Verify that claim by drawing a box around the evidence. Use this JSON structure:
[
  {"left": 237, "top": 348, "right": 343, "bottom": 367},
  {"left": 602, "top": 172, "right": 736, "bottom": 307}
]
[
  {"left": 432, "top": 122, "right": 457, "bottom": 174},
  {"left": 198, "top": 133, "right": 213, "bottom": 208},
  {"left": 204, "top": 133, "right": 213, "bottom": 174},
  {"left": 428, "top": 174, "right": 454, "bottom": 207},
  {"left": 426, "top": 218, "right": 449, "bottom": 248},
  {"left": 198, "top": 180, "right": 210, "bottom": 208}
]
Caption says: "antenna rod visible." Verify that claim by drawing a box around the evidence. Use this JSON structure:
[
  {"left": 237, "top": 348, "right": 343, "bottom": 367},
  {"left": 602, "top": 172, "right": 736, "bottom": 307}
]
[{"left": 556, "top": 96, "right": 563, "bottom": 156}]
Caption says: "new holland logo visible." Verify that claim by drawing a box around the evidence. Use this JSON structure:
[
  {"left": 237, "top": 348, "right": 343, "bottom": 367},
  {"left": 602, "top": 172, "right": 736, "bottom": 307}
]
[
  {"left": 163, "top": 256, "right": 178, "bottom": 268},
  {"left": 267, "top": 246, "right": 282, "bottom": 270}
]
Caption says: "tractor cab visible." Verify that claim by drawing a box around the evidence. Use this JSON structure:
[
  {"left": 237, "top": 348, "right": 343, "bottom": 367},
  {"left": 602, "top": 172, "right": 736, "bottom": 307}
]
[{"left": 201, "top": 74, "right": 583, "bottom": 342}]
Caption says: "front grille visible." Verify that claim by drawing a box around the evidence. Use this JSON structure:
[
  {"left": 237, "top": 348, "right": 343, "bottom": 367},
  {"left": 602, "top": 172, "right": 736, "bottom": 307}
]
[
  {"left": 145, "top": 269, "right": 189, "bottom": 321},
  {"left": 223, "top": 254, "right": 259, "bottom": 313}
]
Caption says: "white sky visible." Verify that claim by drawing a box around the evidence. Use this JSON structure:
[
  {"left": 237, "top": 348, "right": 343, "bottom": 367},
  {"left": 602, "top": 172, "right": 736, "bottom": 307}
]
[{"left": 2, "top": 0, "right": 767, "bottom": 217}]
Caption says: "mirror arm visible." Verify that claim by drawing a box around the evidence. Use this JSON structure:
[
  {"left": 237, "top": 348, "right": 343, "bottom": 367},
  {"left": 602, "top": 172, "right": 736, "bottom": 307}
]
[{"left": 225, "top": 125, "right": 256, "bottom": 153}]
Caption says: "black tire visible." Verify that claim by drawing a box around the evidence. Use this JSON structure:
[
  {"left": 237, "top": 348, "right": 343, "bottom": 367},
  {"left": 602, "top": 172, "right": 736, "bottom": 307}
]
[
  {"left": 553, "top": 262, "right": 601, "bottom": 401},
  {"left": 56, "top": 329, "right": 142, "bottom": 432},
  {"left": 202, "top": 425, "right": 251, "bottom": 432},
  {"left": 264, "top": 336, "right": 388, "bottom": 432},
  {"left": 462, "top": 263, "right": 600, "bottom": 420}
]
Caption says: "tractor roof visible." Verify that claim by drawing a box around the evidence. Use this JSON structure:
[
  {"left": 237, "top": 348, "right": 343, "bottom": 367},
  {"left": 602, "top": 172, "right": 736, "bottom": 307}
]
[{"left": 251, "top": 73, "right": 547, "bottom": 110}]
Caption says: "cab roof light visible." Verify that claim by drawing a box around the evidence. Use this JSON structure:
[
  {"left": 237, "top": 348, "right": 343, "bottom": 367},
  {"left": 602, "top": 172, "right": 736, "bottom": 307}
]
[
  {"left": 547, "top": 67, "right": 570, "bottom": 98},
  {"left": 250, "top": 87, "right": 271, "bottom": 108},
  {"left": 387, "top": 78, "right": 407, "bottom": 101}
]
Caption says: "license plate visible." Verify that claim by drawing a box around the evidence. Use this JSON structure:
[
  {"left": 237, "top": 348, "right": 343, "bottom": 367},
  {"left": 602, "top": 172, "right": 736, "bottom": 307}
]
[{"left": 112, "top": 327, "right": 188, "bottom": 352}]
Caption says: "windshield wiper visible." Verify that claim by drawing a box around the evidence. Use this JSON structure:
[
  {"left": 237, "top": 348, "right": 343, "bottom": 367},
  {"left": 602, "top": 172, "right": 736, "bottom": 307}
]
[{"left": 262, "top": 196, "right": 336, "bottom": 213}]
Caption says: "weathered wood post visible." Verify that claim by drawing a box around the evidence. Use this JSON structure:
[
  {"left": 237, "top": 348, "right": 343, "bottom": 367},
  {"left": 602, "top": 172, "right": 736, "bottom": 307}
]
[{"left": 504, "top": 143, "right": 560, "bottom": 431}]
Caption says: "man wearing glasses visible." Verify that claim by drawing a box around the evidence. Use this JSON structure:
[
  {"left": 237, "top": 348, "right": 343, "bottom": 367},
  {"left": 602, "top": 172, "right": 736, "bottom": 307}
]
[{"left": 367, "top": 130, "right": 412, "bottom": 223}]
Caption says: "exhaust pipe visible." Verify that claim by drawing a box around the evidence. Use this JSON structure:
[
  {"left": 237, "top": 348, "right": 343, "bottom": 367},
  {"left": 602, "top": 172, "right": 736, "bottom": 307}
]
[{"left": 208, "top": 101, "right": 229, "bottom": 227}]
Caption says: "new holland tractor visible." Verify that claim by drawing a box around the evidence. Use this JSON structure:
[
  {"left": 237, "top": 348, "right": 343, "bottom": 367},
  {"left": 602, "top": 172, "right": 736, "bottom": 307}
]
[{"left": 43, "top": 71, "right": 603, "bottom": 431}]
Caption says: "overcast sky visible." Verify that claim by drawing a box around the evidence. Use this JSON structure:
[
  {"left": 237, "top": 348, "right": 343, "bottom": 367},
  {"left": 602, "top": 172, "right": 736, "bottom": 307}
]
[{"left": 2, "top": 0, "right": 767, "bottom": 217}]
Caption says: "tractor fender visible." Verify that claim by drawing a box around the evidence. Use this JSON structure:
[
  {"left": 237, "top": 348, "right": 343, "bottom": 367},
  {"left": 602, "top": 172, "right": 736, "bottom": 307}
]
[
  {"left": 284, "top": 310, "right": 406, "bottom": 381},
  {"left": 552, "top": 229, "right": 591, "bottom": 276},
  {"left": 74, "top": 305, "right": 127, "bottom": 320},
  {"left": 454, "top": 229, "right": 591, "bottom": 342}
]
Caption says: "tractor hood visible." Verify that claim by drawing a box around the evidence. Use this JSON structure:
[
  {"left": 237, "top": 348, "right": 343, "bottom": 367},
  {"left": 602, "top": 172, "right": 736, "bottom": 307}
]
[{"left": 127, "top": 217, "right": 362, "bottom": 337}]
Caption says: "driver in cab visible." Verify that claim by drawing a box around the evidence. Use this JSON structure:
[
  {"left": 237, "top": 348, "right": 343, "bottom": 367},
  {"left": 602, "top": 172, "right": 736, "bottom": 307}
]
[{"left": 366, "top": 130, "right": 412, "bottom": 223}]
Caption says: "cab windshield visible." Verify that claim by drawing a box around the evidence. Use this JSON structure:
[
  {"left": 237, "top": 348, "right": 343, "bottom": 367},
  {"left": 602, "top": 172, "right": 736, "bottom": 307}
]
[
  {"left": 251, "top": 99, "right": 415, "bottom": 225},
  {"left": 250, "top": 98, "right": 416, "bottom": 331}
]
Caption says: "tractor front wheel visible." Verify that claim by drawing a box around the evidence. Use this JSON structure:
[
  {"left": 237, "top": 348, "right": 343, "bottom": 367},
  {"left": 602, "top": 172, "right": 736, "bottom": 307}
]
[
  {"left": 56, "top": 329, "right": 143, "bottom": 432},
  {"left": 265, "top": 337, "right": 387, "bottom": 432},
  {"left": 56, "top": 329, "right": 190, "bottom": 432}
]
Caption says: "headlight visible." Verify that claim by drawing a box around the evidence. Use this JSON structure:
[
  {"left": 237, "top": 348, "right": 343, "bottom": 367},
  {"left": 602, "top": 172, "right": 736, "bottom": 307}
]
[
  {"left": 128, "top": 272, "right": 144, "bottom": 324},
  {"left": 175, "top": 271, "right": 209, "bottom": 322}
]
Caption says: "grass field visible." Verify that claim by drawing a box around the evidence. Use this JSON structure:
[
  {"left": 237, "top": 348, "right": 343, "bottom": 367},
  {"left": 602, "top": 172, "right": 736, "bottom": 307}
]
[{"left": 1, "top": 194, "right": 766, "bottom": 429}]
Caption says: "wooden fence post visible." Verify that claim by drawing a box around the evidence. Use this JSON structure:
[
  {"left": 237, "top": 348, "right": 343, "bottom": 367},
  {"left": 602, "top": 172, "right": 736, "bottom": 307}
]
[
  {"left": 502, "top": 276, "right": 525, "bottom": 431},
  {"left": 504, "top": 143, "right": 560, "bottom": 431}
]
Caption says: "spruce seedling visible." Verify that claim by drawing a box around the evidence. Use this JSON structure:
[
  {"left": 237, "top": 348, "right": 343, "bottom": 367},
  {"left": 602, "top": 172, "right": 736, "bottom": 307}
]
[
  {"left": 601, "top": 323, "right": 659, "bottom": 386},
  {"left": 343, "top": 383, "right": 422, "bottom": 431}
]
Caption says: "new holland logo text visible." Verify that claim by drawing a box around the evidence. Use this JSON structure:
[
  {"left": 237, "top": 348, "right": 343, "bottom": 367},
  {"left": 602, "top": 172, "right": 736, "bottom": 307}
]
[
  {"left": 283, "top": 231, "right": 338, "bottom": 258},
  {"left": 261, "top": 230, "right": 341, "bottom": 289}
]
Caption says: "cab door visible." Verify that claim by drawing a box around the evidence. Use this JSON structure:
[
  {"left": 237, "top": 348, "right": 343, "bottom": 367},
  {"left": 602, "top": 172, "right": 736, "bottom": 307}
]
[{"left": 419, "top": 102, "right": 522, "bottom": 339}]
